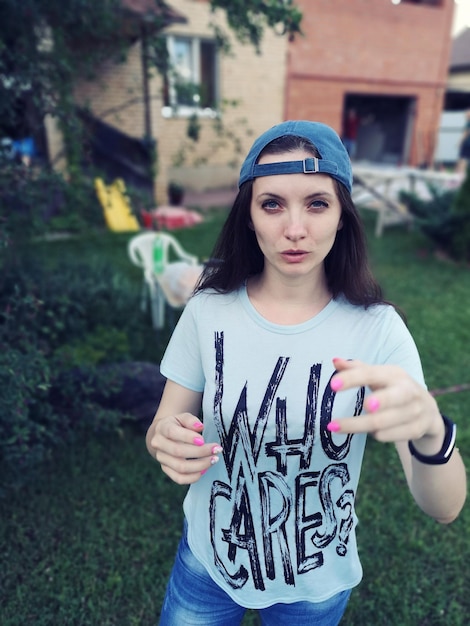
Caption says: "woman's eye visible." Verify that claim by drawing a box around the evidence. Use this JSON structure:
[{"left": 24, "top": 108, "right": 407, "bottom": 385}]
[
  {"left": 309, "top": 199, "right": 328, "bottom": 210},
  {"left": 261, "top": 199, "right": 280, "bottom": 210}
]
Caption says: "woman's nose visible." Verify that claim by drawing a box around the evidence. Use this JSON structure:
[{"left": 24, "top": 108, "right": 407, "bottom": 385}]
[{"left": 284, "top": 212, "right": 307, "bottom": 240}]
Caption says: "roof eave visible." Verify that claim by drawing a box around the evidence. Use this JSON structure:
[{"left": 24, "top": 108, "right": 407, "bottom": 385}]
[{"left": 121, "top": 0, "right": 187, "bottom": 27}]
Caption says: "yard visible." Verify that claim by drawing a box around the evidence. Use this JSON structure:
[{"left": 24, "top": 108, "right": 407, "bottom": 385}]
[{"left": 1, "top": 210, "right": 469, "bottom": 625}]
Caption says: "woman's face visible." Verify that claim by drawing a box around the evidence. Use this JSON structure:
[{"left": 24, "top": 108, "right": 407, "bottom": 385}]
[{"left": 249, "top": 149, "right": 343, "bottom": 283}]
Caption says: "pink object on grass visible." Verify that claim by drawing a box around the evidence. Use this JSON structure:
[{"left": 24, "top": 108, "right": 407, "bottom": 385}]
[{"left": 151, "top": 206, "right": 204, "bottom": 230}]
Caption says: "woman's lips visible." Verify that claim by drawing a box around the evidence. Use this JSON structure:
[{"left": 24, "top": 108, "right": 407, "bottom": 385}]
[{"left": 281, "top": 250, "right": 309, "bottom": 263}]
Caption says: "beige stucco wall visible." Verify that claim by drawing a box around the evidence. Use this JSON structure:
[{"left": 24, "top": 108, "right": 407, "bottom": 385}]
[
  {"left": 55, "top": 0, "right": 287, "bottom": 203},
  {"left": 73, "top": 41, "right": 148, "bottom": 138},
  {"left": 155, "top": 0, "right": 287, "bottom": 202},
  {"left": 44, "top": 114, "right": 67, "bottom": 173}
]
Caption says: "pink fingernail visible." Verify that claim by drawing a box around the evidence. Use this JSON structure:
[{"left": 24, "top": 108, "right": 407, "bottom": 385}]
[
  {"left": 367, "top": 396, "right": 380, "bottom": 412},
  {"left": 330, "top": 377, "right": 343, "bottom": 392},
  {"left": 193, "top": 421, "right": 204, "bottom": 430},
  {"left": 212, "top": 445, "right": 223, "bottom": 454},
  {"left": 193, "top": 436, "right": 205, "bottom": 446},
  {"left": 200, "top": 469, "right": 207, "bottom": 475},
  {"left": 210, "top": 456, "right": 219, "bottom": 465},
  {"left": 327, "top": 421, "right": 341, "bottom": 432}
]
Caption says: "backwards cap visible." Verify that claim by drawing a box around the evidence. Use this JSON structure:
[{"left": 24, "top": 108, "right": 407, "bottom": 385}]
[{"left": 238, "top": 120, "right": 352, "bottom": 192}]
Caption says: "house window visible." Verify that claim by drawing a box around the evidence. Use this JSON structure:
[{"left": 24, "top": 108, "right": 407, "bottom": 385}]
[{"left": 163, "top": 35, "right": 217, "bottom": 115}]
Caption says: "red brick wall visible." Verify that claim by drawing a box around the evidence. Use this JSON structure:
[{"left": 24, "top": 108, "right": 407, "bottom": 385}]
[{"left": 285, "top": 0, "right": 455, "bottom": 165}]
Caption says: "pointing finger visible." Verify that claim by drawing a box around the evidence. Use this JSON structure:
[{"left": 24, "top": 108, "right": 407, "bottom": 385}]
[{"left": 331, "top": 358, "right": 406, "bottom": 396}]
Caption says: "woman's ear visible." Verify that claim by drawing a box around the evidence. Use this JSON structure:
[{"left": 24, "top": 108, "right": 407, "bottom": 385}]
[{"left": 248, "top": 220, "right": 255, "bottom": 231}]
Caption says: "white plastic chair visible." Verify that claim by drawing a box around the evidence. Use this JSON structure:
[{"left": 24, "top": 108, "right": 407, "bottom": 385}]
[{"left": 128, "top": 232, "right": 202, "bottom": 329}]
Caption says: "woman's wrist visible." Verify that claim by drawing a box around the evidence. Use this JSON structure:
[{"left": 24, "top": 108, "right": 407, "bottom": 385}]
[
  {"left": 411, "top": 412, "right": 445, "bottom": 454},
  {"left": 409, "top": 414, "right": 457, "bottom": 465}
]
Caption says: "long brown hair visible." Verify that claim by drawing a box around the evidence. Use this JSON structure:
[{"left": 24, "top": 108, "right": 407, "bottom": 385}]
[{"left": 196, "top": 135, "right": 384, "bottom": 307}]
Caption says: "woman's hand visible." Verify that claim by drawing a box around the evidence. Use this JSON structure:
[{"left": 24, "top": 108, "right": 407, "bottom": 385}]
[
  {"left": 328, "top": 358, "right": 466, "bottom": 524},
  {"left": 150, "top": 412, "right": 222, "bottom": 485},
  {"left": 146, "top": 380, "right": 222, "bottom": 485},
  {"left": 327, "top": 358, "right": 443, "bottom": 448}
]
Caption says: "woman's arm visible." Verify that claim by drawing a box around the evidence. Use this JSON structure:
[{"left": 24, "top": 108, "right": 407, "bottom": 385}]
[
  {"left": 146, "top": 380, "right": 222, "bottom": 485},
  {"left": 329, "top": 358, "right": 467, "bottom": 524},
  {"left": 395, "top": 438, "right": 466, "bottom": 524}
]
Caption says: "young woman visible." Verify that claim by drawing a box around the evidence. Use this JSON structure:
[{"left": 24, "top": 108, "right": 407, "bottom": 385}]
[{"left": 147, "top": 121, "right": 466, "bottom": 625}]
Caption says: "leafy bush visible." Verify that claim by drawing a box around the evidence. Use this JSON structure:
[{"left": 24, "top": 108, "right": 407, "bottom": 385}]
[
  {"left": 399, "top": 185, "right": 459, "bottom": 253},
  {"left": 55, "top": 325, "right": 130, "bottom": 367},
  {"left": 451, "top": 166, "right": 470, "bottom": 262},
  {"left": 0, "top": 162, "right": 105, "bottom": 242},
  {"left": 400, "top": 172, "right": 470, "bottom": 262},
  {"left": 0, "top": 254, "right": 144, "bottom": 485}
]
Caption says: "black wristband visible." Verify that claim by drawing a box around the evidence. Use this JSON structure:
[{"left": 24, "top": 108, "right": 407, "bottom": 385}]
[{"left": 408, "top": 414, "right": 457, "bottom": 465}]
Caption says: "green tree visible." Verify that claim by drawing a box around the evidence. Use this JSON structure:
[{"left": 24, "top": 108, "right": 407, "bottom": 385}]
[
  {"left": 209, "top": 0, "right": 302, "bottom": 52},
  {"left": 0, "top": 0, "right": 130, "bottom": 167},
  {"left": 0, "top": 0, "right": 302, "bottom": 172}
]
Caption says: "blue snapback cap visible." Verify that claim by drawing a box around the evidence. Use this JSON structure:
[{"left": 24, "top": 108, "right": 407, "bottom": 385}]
[{"left": 238, "top": 120, "right": 352, "bottom": 192}]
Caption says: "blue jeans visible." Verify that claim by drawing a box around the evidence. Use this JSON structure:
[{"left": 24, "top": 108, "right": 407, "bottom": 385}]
[{"left": 158, "top": 522, "right": 351, "bottom": 625}]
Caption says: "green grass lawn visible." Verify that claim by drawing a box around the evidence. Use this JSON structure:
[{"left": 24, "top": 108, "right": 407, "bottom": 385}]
[{"left": 1, "top": 211, "right": 469, "bottom": 625}]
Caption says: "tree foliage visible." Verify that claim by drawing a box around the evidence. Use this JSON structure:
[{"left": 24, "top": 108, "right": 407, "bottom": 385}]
[
  {"left": 209, "top": 0, "right": 302, "bottom": 52},
  {"left": 451, "top": 166, "right": 470, "bottom": 262},
  {"left": 0, "top": 0, "right": 302, "bottom": 152},
  {"left": 399, "top": 169, "right": 470, "bottom": 263},
  {"left": 0, "top": 1, "right": 128, "bottom": 141}
]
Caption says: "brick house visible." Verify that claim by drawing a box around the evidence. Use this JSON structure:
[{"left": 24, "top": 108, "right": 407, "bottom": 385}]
[
  {"left": 285, "top": 0, "right": 455, "bottom": 167},
  {"left": 48, "top": 0, "right": 455, "bottom": 201}
]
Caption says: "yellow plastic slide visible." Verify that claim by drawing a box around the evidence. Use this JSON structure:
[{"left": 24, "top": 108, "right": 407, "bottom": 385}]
[{"left": 95, "top": 177, "right": 140, "bottom": 232}]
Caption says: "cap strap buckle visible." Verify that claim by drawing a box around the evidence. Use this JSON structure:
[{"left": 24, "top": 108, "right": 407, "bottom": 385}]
[{"left": 303, "top": 157, "right": 319, "bottom": 174}]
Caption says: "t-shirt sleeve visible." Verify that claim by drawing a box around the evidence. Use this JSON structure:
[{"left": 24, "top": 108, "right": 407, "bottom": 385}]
[
  {"left": 160, "top": 296, "right": 205, "bottom": 392},
  {"left": 376, "top": 307, "right": 426, "bottom": 388}
]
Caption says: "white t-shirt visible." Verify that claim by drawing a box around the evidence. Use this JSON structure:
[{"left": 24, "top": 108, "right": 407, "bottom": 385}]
[{"left": 160, "top": 286, "right": 425, "bottom": 609}]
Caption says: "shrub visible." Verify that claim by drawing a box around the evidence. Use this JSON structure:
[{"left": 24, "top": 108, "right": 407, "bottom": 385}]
[
  {"left": 400, "top": 173, "right": 470, "bottom": 262},
  {"left": 0, "top": 254, "right": 144, "bottom": 486},
  {"left": 0, "top": 289, "right": 61, "bottom": 481},
  {"left": 451, "top": 166, "right": 470, "bottom": 262},
  {"left": 0, "top": 162, "right": 105, "bottom": 242},
  {"left": 55, "top": 325, "right": 130, "bottom": 367}
]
